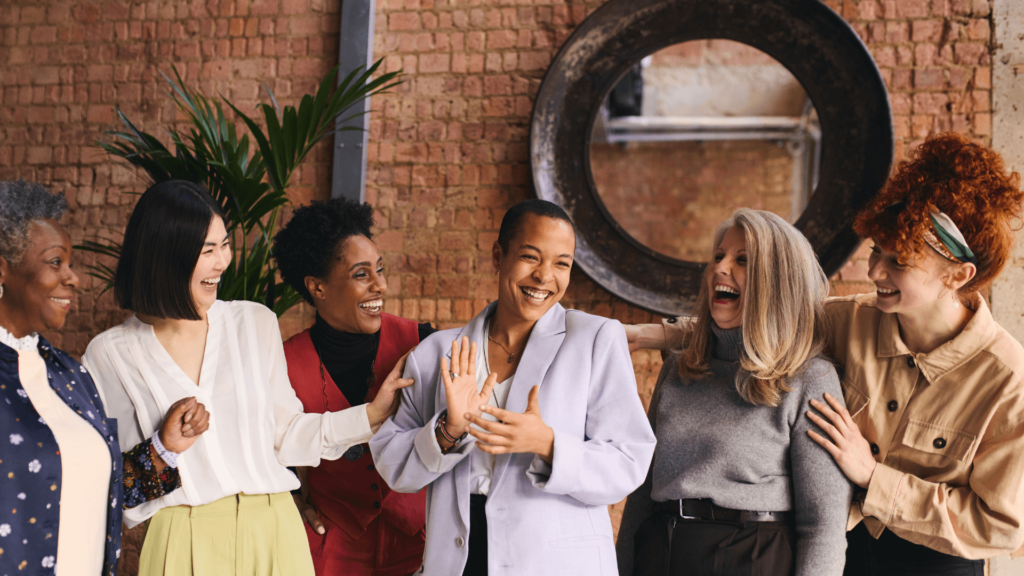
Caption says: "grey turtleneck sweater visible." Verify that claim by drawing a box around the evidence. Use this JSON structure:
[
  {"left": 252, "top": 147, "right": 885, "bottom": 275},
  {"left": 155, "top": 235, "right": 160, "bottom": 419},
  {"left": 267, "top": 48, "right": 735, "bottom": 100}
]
[{"left": 616, "top": 324, "right": 853, "bottom": 576}]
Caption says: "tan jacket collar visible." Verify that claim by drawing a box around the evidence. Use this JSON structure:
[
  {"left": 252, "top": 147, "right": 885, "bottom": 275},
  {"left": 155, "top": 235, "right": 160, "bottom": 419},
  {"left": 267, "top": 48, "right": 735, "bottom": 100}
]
[{"left": 877, "top": 293, "right": 998, "bottom": 384}]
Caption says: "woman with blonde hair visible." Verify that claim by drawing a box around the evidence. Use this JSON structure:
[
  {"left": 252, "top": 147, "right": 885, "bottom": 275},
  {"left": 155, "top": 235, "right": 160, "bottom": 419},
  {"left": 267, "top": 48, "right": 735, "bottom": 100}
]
[{"left": 617, "top": 208, "right": 852, "bottom": 576}]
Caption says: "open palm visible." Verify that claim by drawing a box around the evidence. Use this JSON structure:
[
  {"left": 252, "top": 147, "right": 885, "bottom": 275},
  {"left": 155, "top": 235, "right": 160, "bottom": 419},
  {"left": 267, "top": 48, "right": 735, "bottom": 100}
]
[{"left": 441, "top": 336, "right": 497, "bottom": 435}]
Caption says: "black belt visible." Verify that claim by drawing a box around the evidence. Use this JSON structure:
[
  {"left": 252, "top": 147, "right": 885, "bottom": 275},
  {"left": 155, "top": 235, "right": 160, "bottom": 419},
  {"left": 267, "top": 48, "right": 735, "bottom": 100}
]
[{"left": 657, "top": 498, "right": 791, "bottom": 524}]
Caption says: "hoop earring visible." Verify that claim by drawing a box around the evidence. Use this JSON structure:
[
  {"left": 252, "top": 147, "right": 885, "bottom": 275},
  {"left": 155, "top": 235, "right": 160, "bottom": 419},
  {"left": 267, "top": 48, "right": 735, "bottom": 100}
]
[{"left": 0, "top": 283, "right": 4, "bottom": 299}]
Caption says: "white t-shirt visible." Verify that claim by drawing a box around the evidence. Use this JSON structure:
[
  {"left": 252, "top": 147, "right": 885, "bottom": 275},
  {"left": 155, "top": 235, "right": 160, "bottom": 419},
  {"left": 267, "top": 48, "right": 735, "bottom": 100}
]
[{"left": 83, "top": 300, "right": 373, "bottom": 527}]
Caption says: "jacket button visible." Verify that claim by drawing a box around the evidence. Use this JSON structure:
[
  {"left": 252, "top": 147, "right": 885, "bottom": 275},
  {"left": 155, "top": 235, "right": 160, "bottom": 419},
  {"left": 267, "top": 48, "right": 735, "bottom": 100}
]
[
  {"left": 933, "top": 437, "right": 947, "bottom": 449},
  {"left": 367, "top": 464, "right": 375, "bottom": 472},
  {"left": 666, "top": 317, "right": 678, "bottom": 324},
  {"left": 370, "top": 483, "right": 378, "bottom": 491},
  {"left": 907, "top": 357, "right": 916, "bottom": 368},
  {"left": 455, "top": 536, "right": 465, "bottom": 547},
  {"left": 373, "top": 501, "right": 381, "bottom": 509},
  {"left": 870, "top": 443, "right": 880, "bottom": 455},
  {"left": 887, "top": 400, "right": 898, "bottom": 412}
]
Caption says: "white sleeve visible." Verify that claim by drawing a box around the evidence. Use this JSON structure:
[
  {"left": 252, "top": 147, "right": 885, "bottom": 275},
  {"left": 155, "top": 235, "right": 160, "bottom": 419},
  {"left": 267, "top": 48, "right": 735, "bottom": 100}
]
[
  {"left": 82, "top": 336, "right": 148, "bottom": 452},
  {"left": 266, "top": 310, "right": 374, "bottom": 467}
]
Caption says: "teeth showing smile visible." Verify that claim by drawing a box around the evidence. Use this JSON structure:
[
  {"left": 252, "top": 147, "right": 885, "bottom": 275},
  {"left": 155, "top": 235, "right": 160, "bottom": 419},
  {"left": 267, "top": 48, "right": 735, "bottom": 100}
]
[
  {"left": 359, "top": 299, "right": 383, "bottom": 312},
  {"left": 714, "top": 284, "right": 739, "bottom": 295},
  {"left": 521, "top": 287, "right": 552, "bottom": 303},
  {"left": 876, "top": 287, "right": 899, "bottom": 295},
  {"left": 200, "top": 277, "right": 221, "bottom": 287},
  {"left": 50, "top": 297, "right": 70, "bottom": 306}
]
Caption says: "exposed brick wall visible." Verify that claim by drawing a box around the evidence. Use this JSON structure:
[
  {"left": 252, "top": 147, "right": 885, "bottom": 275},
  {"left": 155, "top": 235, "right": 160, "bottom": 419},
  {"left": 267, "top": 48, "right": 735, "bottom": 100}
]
[{"left": 0, "top": 0, "right": 997, "bottom": 553}]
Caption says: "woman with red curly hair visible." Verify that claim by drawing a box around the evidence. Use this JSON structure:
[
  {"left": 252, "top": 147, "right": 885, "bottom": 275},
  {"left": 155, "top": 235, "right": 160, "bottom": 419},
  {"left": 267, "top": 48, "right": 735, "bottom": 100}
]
[{"left": 626, "top": 133, "right": 1024, "bottom": 575}]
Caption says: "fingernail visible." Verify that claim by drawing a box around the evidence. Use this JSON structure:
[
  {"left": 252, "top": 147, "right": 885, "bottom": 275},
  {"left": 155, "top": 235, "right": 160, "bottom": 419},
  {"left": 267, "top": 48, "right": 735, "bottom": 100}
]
[
  {"left": 464, "top": 413, "right": 470, "bottom": 420},
  {"left": 479, "top": 405, "right": 487, "bottom": 411},
  {"left": 318, "top": 528, "right": 325, "bottom": 534}
]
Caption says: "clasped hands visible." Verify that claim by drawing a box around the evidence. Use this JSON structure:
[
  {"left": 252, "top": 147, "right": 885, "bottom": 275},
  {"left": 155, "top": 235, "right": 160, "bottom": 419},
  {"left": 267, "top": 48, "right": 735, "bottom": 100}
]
[{"left": 439, "top": 336, "right": 555, "bottom": 464}]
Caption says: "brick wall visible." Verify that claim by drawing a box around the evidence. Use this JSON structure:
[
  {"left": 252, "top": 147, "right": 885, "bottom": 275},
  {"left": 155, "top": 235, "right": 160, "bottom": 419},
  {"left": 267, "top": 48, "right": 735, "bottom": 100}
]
[{"left": 0, "top": 0, "right": 997, "bottom": 552}]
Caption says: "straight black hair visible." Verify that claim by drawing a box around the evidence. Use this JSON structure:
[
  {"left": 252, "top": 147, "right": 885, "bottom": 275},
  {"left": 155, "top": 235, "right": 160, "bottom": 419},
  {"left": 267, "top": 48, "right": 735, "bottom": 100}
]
[
  {"left": 114, "top": 180, "right": 226, "bottom": 320},
  {"left": 496, "top": 199, "right": 575, "bottom": 253}
]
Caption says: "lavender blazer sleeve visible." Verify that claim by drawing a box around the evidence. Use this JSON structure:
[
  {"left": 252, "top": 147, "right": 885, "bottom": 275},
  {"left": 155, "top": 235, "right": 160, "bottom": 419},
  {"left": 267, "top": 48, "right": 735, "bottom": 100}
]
[{"left": 370, "top": 302, "right": 656, "bottom": 576}]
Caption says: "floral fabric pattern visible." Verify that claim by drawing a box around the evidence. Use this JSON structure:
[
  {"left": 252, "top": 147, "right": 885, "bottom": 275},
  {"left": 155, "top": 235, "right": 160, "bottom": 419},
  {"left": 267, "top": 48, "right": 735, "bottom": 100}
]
[
  {"left": 122, "top": 439, "right": 182, "bottom": 508},
  {"left": 0, "top": 337, "right": 123, "bottom": 576}
]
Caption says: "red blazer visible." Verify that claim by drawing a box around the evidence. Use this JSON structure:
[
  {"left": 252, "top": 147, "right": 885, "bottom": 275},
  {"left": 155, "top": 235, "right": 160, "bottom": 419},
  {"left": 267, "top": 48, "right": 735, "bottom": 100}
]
[{"left": 283, "top": 313, "right": 427, "bottom": 544}]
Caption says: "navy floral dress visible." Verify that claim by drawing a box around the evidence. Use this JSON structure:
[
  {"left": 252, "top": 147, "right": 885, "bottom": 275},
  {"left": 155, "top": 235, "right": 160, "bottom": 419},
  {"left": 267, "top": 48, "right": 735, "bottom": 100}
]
[{"left": 0, "top": 337, "right": 180, "bottom": 575}]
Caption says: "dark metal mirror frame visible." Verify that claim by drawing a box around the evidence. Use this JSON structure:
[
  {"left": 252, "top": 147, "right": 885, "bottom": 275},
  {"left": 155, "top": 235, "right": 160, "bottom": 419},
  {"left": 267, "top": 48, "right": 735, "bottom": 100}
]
[{"left": 530, "top": 0, "right": 894, "bottom": 316}]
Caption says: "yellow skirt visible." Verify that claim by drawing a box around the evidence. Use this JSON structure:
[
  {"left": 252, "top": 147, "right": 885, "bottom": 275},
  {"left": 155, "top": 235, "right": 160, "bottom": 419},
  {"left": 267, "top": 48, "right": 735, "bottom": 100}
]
[{"left": 138, "top": 492, "right": 315, "bottom": 576}]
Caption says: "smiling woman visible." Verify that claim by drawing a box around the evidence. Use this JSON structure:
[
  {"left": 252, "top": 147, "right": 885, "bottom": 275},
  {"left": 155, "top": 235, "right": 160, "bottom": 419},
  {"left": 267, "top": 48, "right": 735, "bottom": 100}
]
[
  {"left": 370, "top": 199, "right": 657, "bottom": 576},
  {"left": 82, "top": 181, "right": 417, "bottom": 576},
  {"left": 0, "top": 180, "right": 198, "bottom": 576},
  {"left": 270, "top": 198, "right": 435, "bottom": 576}
]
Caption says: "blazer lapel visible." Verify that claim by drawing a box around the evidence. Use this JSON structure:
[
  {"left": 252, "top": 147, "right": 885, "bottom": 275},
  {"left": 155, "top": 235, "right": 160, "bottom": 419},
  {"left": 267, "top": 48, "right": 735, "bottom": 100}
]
[{"left": 490, "top": 304, "right": 567, "bottom": 493}]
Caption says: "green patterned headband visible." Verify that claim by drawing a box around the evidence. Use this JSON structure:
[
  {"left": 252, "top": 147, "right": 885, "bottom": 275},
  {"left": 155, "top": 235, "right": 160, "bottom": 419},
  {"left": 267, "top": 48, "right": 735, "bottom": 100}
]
[{"left": 925, "top": 210, "right": 977, "bottom": 266}]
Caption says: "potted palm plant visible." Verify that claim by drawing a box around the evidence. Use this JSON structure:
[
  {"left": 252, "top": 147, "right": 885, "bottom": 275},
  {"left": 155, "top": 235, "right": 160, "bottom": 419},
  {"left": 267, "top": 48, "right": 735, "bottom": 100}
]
[{"left": 80, "top": 61, "right": 400, "bottom": 316}]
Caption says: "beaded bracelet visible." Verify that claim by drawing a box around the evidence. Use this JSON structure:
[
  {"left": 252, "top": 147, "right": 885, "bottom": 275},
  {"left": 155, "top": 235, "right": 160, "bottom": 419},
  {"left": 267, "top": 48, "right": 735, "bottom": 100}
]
[
  {"left": 435, "top": 409, "right": 467, "bottom": 452},
  {"left": 151, "top": 431, "right": 179, "bottom": 469}
]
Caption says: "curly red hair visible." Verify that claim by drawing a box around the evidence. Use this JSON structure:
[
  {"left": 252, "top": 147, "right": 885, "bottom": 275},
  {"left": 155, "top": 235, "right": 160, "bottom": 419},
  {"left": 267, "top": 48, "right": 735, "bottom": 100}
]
[{"left": 854, "top": 132, "right": 1024, "bottom": 293}]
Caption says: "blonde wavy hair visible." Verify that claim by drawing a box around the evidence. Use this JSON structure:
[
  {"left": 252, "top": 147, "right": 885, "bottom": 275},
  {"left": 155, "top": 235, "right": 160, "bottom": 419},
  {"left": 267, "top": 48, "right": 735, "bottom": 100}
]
[{"left": 678, "top": 208, "right": 829, "bottom": 407}]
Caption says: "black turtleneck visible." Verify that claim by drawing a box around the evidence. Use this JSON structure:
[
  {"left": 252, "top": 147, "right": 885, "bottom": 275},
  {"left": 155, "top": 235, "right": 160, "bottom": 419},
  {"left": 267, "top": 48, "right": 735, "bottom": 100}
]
[{"left": 309, "top": 314, "right": 436, "bottom": 407}]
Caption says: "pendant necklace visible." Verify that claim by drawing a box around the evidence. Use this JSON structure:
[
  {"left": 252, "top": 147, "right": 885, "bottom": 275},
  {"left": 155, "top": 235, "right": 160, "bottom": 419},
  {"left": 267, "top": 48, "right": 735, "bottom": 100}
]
[{"left": 487, "top": 333, "right": 524, "bottom": 364}]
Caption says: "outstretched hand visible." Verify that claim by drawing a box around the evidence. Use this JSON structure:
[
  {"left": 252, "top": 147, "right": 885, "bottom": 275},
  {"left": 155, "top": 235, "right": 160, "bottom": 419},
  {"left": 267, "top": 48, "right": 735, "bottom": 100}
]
[
  {"left": 366, "top": 348, "right": 416, "bottom": 428},
  {"left": 440, "top": 336, "right": 498, "bottom": 435},
  {"left": 806, "top": 392, "right": 877, "bottom": 489},
  {"left": 465, "top": 385, "right": 555, "bottom": 464}
]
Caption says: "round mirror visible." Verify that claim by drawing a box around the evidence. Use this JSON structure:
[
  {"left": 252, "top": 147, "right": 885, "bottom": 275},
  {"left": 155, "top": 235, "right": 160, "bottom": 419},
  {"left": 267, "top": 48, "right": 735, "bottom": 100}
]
[
  {"left": 589, "top": 40, "right": 821, "bottom": 262},
  {"left": 530, "top": 0, "right": 894, "bottom": 316}
]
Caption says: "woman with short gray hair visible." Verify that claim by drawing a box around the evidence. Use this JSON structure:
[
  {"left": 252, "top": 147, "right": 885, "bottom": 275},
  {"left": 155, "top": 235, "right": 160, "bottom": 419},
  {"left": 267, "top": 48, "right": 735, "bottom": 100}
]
[{"left": 0, "top": 180, "right": 206, "bottom": 576}]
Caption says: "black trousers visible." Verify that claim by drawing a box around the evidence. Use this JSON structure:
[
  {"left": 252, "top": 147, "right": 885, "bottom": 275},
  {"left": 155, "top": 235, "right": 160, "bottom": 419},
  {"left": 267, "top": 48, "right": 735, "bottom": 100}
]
[
  {"left": 843, "top": 523, "right": 984, "bottom": 576},
  {"left": 633, "top": 509, "right": 795, "bottom": 576},
  {"left": 462, "top": 494, "right": 488, "bottom": 576}
]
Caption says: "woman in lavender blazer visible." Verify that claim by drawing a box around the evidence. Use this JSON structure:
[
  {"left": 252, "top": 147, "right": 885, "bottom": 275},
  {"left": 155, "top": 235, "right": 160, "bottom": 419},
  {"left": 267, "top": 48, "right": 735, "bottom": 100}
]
[{"left": 370, "top": 200, "right": 656, "bottom": 576}]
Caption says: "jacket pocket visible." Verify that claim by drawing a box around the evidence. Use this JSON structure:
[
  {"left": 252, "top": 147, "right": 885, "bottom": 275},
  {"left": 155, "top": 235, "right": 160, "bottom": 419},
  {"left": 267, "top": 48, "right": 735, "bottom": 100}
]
[
  {"left": 842, "top": 380, "right": 870, "bottom": 419},
  {"left": 898, "top": 418, "right": 977, "bottom": 475},
  {"left": 546, "top": 535, "right": 613, "bottom": 576}
]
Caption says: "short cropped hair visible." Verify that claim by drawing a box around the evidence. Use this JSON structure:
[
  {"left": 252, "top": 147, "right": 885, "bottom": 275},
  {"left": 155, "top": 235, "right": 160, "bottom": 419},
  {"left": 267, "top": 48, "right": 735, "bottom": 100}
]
[
  {"left": 114, "top": 180, "right": 226, "bottom": 320},
  {"left": 0, "top": 180, "right": 68, "bottom": 266},
  {"left": 496, "top": 199, "right": 575, "bottom": 253},
  {"left": 854, "top": 132, "right": 1024, "bottom": 294},
  {"left": 272, "top": 198, "right": 375, "bottom": 305},
  {"left": 679, "top": 209, "right": 829, "bottom": 407}
]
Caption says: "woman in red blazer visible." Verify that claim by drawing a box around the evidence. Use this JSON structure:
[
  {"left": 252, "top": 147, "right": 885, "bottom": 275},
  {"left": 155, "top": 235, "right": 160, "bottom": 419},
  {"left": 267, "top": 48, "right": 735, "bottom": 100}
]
[{"left": 273, "top": 198, "right": 434, "bottom": 576}]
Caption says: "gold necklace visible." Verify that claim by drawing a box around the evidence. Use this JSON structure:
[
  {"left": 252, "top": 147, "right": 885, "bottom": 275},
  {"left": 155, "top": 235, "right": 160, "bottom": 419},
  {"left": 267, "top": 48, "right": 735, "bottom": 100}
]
[{"left": 487, "top": 333, "right": 524, "bottom": 364}]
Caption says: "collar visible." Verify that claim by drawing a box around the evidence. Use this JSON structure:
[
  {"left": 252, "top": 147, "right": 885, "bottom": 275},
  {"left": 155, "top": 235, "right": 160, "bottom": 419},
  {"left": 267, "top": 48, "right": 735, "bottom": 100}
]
[
  {"left": 710, "top": 323, "right": 744, "bottom": 362},
  {"left": 445, "top": 300, "right": 567, "bottom": 360},
  {"left": 877, "top": 293, "right": 996, "bottom": 384}
]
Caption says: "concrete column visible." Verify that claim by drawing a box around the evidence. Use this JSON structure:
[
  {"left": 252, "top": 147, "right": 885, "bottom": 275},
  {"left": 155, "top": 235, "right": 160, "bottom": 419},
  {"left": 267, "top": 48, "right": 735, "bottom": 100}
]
[{"left": 988, "top": 0, "right": 1024, "bottom": 574}]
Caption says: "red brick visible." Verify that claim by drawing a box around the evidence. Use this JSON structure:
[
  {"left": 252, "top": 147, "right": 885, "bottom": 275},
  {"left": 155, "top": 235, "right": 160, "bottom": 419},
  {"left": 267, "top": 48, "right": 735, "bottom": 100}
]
[
  {"left": 389, "top": 12, "right": 420, "bottom": 31},
  {"left": 896, "top": 0, "right": 929, "bottom": 18},
  {"left": 913, "top": 68, "right": 944, "bottom": 89}
]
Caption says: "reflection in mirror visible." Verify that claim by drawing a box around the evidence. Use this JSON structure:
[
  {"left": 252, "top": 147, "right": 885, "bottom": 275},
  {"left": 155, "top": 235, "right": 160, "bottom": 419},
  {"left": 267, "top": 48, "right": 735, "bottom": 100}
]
[{"left": 589, "top": 40, "right": 821, "bottom": 262}]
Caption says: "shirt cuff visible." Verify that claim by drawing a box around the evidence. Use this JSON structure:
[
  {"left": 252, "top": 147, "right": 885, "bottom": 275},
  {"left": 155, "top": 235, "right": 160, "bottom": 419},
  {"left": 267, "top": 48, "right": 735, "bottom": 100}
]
[
  {"left": 527, "top": 427, "right": 582, "bottom": 494},
  {"left": 661, "top": 318, "right": 686, "bottom": 349},
  {"left": 122, "top": 438, "right": 182, "bottom": 509},
  {"left": 324, "top": 404, "right": 374, "bottom": 450},
  {"left": 861, "top": 462, "right": 905, "bottom": 525}
]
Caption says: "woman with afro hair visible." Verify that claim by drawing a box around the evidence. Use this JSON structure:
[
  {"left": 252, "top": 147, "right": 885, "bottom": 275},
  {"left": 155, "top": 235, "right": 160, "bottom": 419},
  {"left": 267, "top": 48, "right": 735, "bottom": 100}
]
[
  {"left": 625, "top": 132, "right": 1024, "bottom": 575},
  {"left": 272, "top": 197, "right": 435, "bottom": 576}
]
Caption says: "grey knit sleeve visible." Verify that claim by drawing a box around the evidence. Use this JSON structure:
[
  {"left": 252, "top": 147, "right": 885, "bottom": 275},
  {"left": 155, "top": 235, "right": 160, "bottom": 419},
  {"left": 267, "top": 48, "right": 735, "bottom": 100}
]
[
  {"left": 789, "top": 358, "right": 855, "bottom": 576},
  {"left": 616, "top": 352, "right": 674, "bottom": 576}
]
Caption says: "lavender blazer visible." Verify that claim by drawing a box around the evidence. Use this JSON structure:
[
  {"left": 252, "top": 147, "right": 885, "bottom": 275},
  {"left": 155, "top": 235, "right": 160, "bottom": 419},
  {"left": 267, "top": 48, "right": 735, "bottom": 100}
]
[{"left": 370, "top": 301, "right": 656, "bottom": 576}]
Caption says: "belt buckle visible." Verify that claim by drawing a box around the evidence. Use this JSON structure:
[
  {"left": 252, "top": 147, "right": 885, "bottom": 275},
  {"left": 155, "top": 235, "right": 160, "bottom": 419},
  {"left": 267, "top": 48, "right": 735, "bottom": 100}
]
[{"left": 678, "top": 500, "right": 700, "bottom": 520}]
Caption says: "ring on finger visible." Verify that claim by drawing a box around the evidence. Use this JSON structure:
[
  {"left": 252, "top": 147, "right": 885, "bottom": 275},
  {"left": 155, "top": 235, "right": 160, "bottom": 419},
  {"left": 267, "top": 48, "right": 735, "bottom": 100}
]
[{"left": 450, "top": 371, "right": 459, "bottom": 379}]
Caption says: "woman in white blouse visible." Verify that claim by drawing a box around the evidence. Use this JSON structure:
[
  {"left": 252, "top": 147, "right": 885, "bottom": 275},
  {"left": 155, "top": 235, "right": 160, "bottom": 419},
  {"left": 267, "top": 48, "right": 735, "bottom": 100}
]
[{"left": 83, "top": 180, "right": 414, "bottom": 576}]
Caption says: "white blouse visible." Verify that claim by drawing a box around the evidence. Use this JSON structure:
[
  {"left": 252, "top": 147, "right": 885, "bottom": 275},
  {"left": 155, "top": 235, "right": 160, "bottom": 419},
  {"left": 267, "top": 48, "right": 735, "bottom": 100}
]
[{"left": 83, "top": 300, "right": 373, "bottom": 527}]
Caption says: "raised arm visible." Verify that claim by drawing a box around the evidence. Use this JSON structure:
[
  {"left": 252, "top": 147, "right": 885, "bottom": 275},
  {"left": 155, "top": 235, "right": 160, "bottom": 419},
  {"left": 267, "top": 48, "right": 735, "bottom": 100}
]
[
  {"left": 370, "top": 346, "right": 476, "bottom": 492},
  {"left": 625, "top": 318, "right": 687, "bottom": 353}
]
